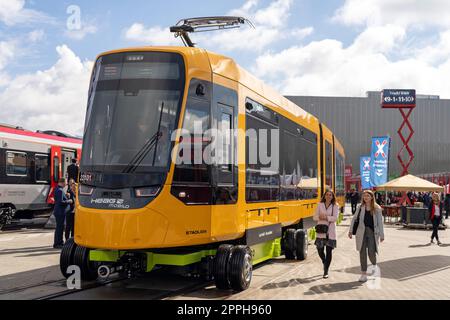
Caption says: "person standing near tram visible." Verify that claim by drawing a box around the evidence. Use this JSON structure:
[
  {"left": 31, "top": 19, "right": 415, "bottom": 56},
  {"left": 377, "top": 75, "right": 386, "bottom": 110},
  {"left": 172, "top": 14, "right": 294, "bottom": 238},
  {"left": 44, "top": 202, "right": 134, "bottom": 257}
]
[{"left": 53, "top": 178, "right": 73, "bottom": 249}]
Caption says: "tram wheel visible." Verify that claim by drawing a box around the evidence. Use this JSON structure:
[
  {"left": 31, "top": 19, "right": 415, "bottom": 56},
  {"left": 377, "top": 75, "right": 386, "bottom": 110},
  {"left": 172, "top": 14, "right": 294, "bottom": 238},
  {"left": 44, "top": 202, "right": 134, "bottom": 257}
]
[
  {"left": 73, "top": 246, "right": 99, "bottom": 281},
  {"left": 228, "top": 246, "right": 253, "bottom": 292},
  {"left": 295, "top": 229, "right": 308, "bottom": 261},
  {"left": 214, "top": 244, "right": 233, "bottom": 290},
  {"left": 60, "top": 238, "right": 77, "bottom": 278},
  {"left": 283, "top": 229, "right": 297, "bottom": 260}
]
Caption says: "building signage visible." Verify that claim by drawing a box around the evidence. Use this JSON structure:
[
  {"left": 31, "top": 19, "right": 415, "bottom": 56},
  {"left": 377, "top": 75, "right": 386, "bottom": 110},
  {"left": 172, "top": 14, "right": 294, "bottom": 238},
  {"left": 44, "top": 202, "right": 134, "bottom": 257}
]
[
  {"left": 381, "top": 89, "right": 416, "bottom": 108},
  {"left": 360, "top": 156, "right": 372, "bottom": 190},
  {"left": 345, "top": 165, "right": 353, "bottom": 178},
  {"left": 370, "top": 136, "right": 391, "bottom": 187}
]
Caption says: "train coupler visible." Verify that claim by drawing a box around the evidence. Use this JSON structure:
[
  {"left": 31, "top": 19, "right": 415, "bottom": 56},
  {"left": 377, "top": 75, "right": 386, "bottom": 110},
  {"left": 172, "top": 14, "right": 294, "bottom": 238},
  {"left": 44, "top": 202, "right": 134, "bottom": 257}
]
[{"left": 119, "top": 252, "right": 147, "bottom": 279}]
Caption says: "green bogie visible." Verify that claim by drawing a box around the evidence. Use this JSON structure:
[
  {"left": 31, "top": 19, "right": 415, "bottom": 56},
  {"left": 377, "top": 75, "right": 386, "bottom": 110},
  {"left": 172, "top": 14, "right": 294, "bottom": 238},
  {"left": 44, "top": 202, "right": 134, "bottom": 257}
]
[{"left": 88, "top": 238, "right": 283, "bottom": 273}]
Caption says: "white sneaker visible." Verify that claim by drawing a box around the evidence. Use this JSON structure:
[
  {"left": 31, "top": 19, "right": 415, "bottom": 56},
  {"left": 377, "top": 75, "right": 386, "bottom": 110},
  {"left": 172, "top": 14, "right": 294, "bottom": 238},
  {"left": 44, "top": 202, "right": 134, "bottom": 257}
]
[
  {"left": 371, "top": 265, "right": 380, "bottom": 274},
  {"left": 367, "top": 266, "right": 380, "bottom": 279},
  {"left": 359, "top": 274, "right": 368, "bottom": 282}
]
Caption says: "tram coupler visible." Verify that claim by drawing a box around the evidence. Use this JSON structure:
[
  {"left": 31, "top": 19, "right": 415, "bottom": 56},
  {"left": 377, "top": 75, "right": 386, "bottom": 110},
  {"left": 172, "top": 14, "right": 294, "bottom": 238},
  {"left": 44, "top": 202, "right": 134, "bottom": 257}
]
[
  {"left": 97, "top": 264, "right": 123, "bottom": 280},
  {"left": 119, "top": 252, "right": 147, "bottom": 279}
]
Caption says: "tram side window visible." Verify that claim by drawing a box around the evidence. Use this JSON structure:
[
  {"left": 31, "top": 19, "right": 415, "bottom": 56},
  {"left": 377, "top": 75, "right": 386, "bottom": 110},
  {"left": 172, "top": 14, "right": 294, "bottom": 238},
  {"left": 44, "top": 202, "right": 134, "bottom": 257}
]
[
  {"left": 6, "top": 152, "right": 27, "bottom": 176},
  {"left": 246, "top": 114, "right": 280, "bottom": 203},
  {"left": 173, "top": 97, "right": 210, "bottom": 184},
  {"left": 280, "top": 124, "right": 318, "bottom": 201},
  {"left": 297, "top": 136, "right": 319, "bottom": 200},
  {"left": 35, "top": 155, "right": 50, "bottom": 183},
  {"left": 325, "top": 141, "right": 333, "bottom": 191},
  {"left": 280, "top": 130, "right": 298, "bottom": 201},
  {"left": 335, "top": 152, "right": 345, "bottom": 198},
  {"left": 219, "top": 112, "right": 233, "bottom": 173}
]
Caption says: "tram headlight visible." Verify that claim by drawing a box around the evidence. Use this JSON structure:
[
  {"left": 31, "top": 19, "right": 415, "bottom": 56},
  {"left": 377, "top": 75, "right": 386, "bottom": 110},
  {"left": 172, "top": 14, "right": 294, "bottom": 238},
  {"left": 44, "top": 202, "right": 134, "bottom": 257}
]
[
  {"left": 79, "top": 185, "right": 94, "bottom": 196},
  {"left": 135, "top": 186, "right": 160, "bottom": 198}
]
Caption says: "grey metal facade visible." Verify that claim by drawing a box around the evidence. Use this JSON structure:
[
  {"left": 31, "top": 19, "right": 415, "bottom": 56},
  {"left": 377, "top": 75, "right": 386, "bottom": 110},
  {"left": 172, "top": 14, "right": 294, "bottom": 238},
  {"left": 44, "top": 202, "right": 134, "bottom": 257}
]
[{"left": 286, "top": 93, "right": 450, "bottom": 176}]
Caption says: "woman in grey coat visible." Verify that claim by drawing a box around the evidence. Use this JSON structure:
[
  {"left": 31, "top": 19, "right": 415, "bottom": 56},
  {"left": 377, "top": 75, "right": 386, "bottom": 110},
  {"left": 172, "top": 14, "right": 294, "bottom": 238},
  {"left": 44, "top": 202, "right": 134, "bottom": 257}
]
[{"left": 348, "top": 190, "right": 385, "bottom": 282}]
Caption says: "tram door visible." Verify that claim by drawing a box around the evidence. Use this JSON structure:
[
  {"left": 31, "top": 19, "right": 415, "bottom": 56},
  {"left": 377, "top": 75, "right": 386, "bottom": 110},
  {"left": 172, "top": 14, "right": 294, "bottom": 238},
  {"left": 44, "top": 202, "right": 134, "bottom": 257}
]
[
  {"left": 47, "top": 146, "right": 61, "bottom": 204},
  {"left": 61, "top": 149, "right": 76, "bottom": 181},
  {"left": 210, "top": 84, "right": 240, "bottom": 238}
]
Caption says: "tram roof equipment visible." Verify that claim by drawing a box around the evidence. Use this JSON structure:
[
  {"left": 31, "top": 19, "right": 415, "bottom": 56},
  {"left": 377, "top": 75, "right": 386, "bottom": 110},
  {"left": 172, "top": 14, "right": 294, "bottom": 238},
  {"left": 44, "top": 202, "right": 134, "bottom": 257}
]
[{"left": 170, "top": 16, "right": 254, "bottom": 47}]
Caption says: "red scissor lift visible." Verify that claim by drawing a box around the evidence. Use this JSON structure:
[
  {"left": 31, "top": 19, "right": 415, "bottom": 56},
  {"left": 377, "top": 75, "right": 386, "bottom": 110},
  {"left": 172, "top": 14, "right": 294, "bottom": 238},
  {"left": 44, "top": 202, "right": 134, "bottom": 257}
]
[{"left": 381, "top": 89, "right": 416, "bottom": 206}]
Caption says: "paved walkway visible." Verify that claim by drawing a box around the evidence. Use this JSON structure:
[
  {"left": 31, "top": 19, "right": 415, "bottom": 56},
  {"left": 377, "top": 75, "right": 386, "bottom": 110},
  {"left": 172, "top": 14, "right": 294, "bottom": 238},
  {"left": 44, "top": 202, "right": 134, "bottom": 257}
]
[
  {"left": 0, "top": 229, "right": 58, "bottom": 277},
  {"left": 1, "top": 208, "right": 449, "bottom": 300},
  {"left": 174, "top": 209, "right": 450, "bottom": 300}
]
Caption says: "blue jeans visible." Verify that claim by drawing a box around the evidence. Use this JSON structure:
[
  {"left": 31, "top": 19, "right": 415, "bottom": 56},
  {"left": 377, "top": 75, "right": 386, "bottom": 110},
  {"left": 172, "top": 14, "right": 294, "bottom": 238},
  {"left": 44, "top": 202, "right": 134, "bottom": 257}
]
[{"left": 54, "top": 214, "right": 66, "bottom": 246}]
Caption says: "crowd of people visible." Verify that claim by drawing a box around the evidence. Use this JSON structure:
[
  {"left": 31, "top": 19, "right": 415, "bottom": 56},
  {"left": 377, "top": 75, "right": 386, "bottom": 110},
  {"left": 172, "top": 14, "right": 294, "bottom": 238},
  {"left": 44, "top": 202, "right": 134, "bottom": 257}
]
[
  {"left": 346, "top": 189, "right": 450, "bottom": 217},
  {"left": 316, "top": 189, "right": 448, "bottom": 282}
]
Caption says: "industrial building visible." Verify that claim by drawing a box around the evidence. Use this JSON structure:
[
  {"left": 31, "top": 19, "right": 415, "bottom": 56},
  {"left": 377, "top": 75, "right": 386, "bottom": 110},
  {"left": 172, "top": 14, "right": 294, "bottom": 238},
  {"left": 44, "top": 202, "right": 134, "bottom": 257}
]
[{"left": 286, "top": 92, "right": 450, "bottom": 182}]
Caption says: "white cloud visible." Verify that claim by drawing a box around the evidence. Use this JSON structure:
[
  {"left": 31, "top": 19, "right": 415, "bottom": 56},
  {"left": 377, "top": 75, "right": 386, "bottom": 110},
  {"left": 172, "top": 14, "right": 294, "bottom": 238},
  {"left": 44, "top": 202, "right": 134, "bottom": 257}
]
[
  {"left": 245, "top": 0, "right": 450, "bottom": 98},
  {"left": 253, "top": 27, "right": 450, "bottom": 98},
  {"left": 333, "top": 0, "right": 450, "bottom": 28},
  {"left": 124, "top": 23, "right": 179, "bottom": 46},
  {"left": 229, "top": 0, "right": 290, "bottom": 27},
  {"left": 415, "top": 30, "right": 450, "bottom": 65},
  {"left": 0, "top": 0, "right": 51, "bottom": 26},
  {"left": 65, "top": 22, "right": 98, "bottom": 40},
  {"left": 0, "top": 40, "right": 16, "bottom": 87},
  {"left": 28, "top": 29, "right": 45, "bottom": 42},
  {"left": 0, "top": 40, "right": 15, "bottom": 70},
  {"left": 290, "top": 27, "right": 314, "bottom": 39},
  {"left": 0, "top": 45, "right": 92, "bottom": 135},
  {"left": 348, "top": 25, "right": 406, "bottom": 54}
]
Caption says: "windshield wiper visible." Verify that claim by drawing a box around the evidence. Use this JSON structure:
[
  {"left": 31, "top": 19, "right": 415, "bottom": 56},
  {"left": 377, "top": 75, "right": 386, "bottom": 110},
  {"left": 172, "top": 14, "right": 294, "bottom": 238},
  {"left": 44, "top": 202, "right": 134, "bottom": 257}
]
[{"left": 122, "top": 102, "right": 165, "bottom": 174}]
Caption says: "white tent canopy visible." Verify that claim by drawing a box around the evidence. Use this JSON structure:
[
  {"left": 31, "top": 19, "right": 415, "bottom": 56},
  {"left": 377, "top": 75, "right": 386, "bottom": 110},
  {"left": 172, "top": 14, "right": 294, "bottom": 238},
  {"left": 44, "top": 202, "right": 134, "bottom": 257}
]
[{"left": 376, "top": 174, "right": 445, "bottom": 192}]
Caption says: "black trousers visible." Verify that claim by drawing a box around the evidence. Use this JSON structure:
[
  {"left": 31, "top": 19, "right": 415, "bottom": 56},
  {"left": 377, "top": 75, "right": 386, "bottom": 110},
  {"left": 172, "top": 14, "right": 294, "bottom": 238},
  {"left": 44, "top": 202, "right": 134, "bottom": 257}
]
[
  {"left": 431, "top": 217, "right": 441, "bottom": 241},
  {"left": 351, "top": 203, "right": 358, "bottom": 215},
  {"left": 54, "top": 214, "right": 66, "bottom": 246},
  {"left": 65, "top": 212, "right": 74, "bottom": 241},
  {"left": 317, "top": 246, "right": 334, "bottom": 273}
]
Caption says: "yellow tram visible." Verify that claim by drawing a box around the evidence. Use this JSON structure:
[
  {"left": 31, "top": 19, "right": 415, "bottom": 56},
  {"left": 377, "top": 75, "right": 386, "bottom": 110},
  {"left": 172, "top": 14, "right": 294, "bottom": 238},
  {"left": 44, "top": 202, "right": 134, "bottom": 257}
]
[{"left": 60, "top": 45, "right": 346, "bottom": 291}]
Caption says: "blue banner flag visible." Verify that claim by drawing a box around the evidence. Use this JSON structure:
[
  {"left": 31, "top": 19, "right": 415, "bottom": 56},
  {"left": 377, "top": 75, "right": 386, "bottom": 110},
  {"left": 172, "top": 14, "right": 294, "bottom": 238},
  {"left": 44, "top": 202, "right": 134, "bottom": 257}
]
[
  {"left": 370, "top": 136, "right": 391, "bottom": 187},
  {"left": 360, "top": 156, "right": 372, "bottom": 190}
]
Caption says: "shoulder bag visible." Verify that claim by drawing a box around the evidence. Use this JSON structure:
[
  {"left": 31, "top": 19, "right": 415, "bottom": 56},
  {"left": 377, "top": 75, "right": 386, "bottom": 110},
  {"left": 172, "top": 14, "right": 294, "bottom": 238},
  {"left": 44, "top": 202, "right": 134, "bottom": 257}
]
[{"left": 352, "top": 205, "right": 362, "bottom": 235}]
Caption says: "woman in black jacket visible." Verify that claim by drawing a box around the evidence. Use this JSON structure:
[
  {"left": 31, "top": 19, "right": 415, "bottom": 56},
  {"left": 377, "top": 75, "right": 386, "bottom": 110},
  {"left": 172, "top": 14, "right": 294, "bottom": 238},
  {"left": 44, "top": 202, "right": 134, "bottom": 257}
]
[{"left": 428, "top": 193, "right": 444, "bottom": 246}]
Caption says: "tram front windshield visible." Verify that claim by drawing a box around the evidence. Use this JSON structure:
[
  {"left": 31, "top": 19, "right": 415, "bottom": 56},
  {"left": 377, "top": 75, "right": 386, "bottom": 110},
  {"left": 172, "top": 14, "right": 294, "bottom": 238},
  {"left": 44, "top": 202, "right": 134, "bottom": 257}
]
[{"left": 81, "top": 52, "right": 185, "bottom": 174}]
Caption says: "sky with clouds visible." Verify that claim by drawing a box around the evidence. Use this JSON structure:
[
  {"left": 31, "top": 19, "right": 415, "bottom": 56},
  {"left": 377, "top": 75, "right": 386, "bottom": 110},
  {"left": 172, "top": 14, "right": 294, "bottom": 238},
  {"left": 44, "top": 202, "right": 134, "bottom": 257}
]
[{"left": 1, "top": 0, "right": 450, "bottom": 135}]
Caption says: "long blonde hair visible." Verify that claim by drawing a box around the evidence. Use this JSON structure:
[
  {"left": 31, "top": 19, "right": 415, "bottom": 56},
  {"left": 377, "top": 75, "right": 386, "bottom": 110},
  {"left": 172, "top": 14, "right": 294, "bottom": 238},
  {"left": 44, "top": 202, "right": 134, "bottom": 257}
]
[{"left": 362, "top": 190, "right": 381, "bottom": 215}]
